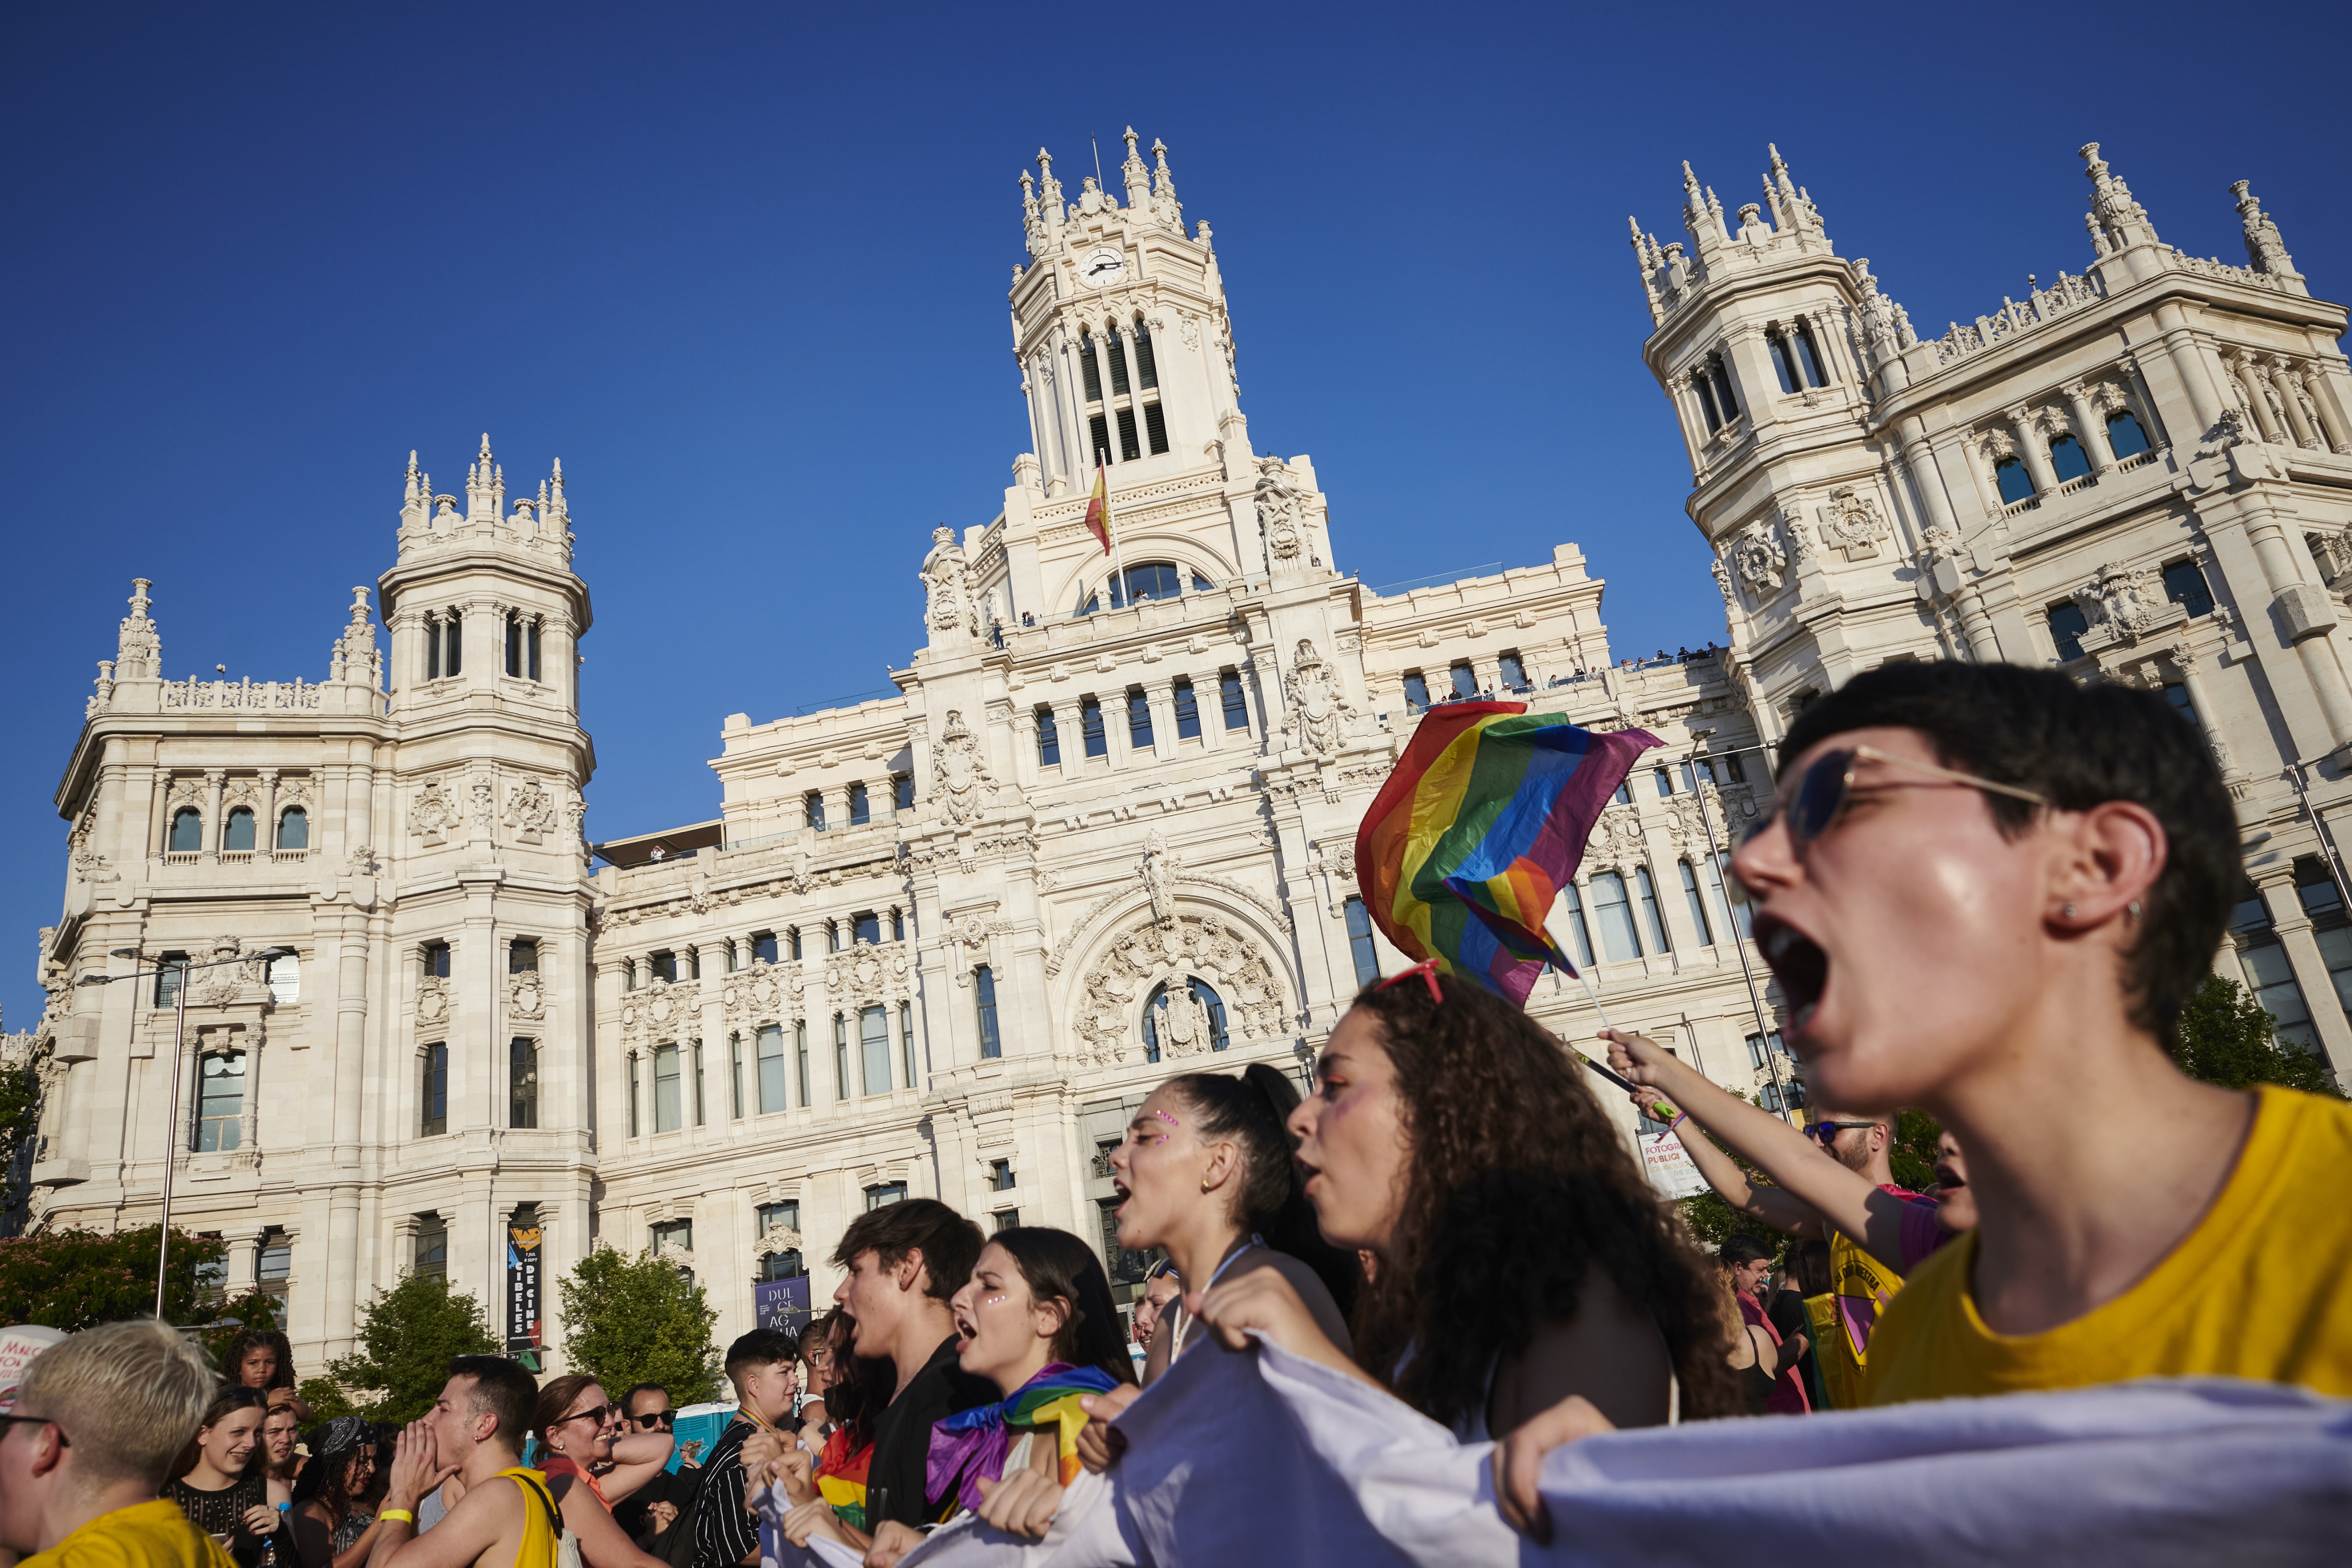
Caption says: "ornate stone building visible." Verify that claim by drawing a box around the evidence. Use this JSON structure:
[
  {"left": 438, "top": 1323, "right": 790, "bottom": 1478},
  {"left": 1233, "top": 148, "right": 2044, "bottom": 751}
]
[
  {"left": 1633, "top": 141, "right": 2352, "bottom": 1079},
  {"left": 24, "top": 130, "right": 1787, "bottom": 1369}
]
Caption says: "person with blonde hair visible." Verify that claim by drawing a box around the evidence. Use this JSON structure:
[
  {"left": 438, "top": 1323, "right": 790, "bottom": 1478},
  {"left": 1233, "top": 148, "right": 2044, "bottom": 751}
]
[{"left": 0, "top": 1317, "right": 232, "bottom": 1568}]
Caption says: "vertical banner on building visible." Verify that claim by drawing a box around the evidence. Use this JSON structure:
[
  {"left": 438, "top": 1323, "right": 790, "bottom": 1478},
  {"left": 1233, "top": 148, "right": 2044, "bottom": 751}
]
[
  {"left": 753, "top": 1274, "right": 810, "bottom": 1339},
  {"left": 506, "top": 1219, "right": 543, "bottom": 1366}
]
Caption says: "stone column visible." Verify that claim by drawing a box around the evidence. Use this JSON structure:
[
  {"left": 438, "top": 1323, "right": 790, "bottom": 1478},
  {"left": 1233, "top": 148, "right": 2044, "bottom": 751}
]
[
  {"left": 257, "top": 770, "right": 280, "bottom": 861},
  {"left": 2290, "top": 366, "right": 2352, "bottom": 453},
  {"left": 2062, "top": 382, "right": 2117, "bottom": 470},
  {"left": 1142, "top": 678, "right": 1178, "bottom": 761},
  {"left": 2268, "top": 359, "right": 2322, "bottom": 449},
  {"left": 2004, "top": 406, "right": 2060, "bottom": 495},
  {"left": 1009, "top": 707, "right": 1039, "bottom": 786},
  {"left": 1103, "top": 689, "right": 1133, "bottom": 769},
  {"left": 200, "top": 770, "right": 225, "bottom": 863},
  {"left": 1191, "top": 674, "right": 1224, "bottom": 753},
  {"left": 2162, "top": 643, "right": 2245, "bottom": 784},
  {"left": 2225, "top": 353, "right": 2286, "bottom": 443},
  {"left": 2260, "top": 880, "right": 2352, "bottom": 1068},
  {"left": 2241, "top": 502, "right": 2352, "bottom": 749},
  {"left": 1723, "top": 326, "right": 1781, "bottom": 430}
]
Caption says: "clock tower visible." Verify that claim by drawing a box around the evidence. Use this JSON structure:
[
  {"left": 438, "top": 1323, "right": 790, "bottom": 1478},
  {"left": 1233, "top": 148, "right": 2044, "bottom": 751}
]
[{"left": 1011, "top": 128, "right": 1245, "bottom": 497}]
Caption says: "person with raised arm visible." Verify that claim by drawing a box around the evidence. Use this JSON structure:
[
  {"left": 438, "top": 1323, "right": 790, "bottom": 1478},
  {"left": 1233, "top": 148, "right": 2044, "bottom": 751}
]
[
  {"left": 362, "top": 1358, "right": 557, "bottom": 1568},
  {"left": 529, "top": 1376, "right": 670, "bottom": 1568}
]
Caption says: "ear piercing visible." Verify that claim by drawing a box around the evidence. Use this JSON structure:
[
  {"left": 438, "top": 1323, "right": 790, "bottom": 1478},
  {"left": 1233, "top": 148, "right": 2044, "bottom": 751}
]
[{"left": 2063, "top": 902, "right": 2078, "bottom": 919}]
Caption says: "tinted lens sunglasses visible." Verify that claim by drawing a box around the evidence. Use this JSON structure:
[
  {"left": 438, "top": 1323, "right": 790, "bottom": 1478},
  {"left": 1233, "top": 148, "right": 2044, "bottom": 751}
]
[
  {"left": 1806, "top": 1119, "right": 1879, "bottom": 1145},
  {"left": 1741, "top": 744, "right": 2047, "bottom": 854},
  {"left": 633, "top": 1410, "right": 674, "bottom": 1429}
]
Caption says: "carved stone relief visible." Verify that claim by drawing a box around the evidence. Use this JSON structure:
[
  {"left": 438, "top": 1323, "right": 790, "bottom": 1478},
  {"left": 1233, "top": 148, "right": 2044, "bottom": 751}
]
[
  {"left": 932, "top": 710, "right": 995, "bottom": 826},
  {"left": 1817, "top": 486, "right": 1891, "bottom": 562},
  {"left": 409, "top": 780, "right": 459, "bottom": 845},
  {"left": 1282, "top": 639, "right": 1354, "bottom": 756},
  {"left": 1071, "top": 911, "right": 1287, "bottom": 1067},
  {"left": 504, "top": 780, "right": 558, "bottom": 844}
]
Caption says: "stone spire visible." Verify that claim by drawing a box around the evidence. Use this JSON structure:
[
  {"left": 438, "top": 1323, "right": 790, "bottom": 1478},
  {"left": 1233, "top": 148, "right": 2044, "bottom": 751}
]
[
  {"left": 1036, "top": 149, "right": 1065, "bottom": 242},
  {"left": 1120, "top": 126, "right": 1152, "bottom": 214},
  {"left": 546, "top": 457, "right": 568, "bottom": 527},
  {"left": 2081, "top": 142, "right": 2159, "bottom": 252},
  {"left": 1019, "top": 168, "right": 1045, "bottom": 258},
  {"left": 116, "top": 578, "right": 162, "bottom": 679},
  {"left": 466, "top": 434, "right": 500, "bottom": 520},
  {"left": 2231, "top": 180, "right": 2301, "bottom": 281},
  {"left": 1150, "top": 137, "right": 1182, "bottom": 232},
  {"left": 1681, "top": 160, "right": 1727, "bottom": 256},
  {"left": 1765, "top": 142, "right": 1822, "bottom": 234}
]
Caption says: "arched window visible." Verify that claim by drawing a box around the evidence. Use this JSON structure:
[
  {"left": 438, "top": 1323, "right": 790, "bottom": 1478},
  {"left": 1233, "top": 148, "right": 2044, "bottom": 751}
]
[
  {"left": 1995, "top": 457, "right": 2034, "bottom": 505},
  {"left": 2048, "top": 434, "right": 2093, "bottom": 483},
  {"left": 195, "top": 1049, "right": 245, "bottom": 1151},
  {"left": 1141, "top": 978, "right": 1229, "bottom": 1062},
  {"left": 221, "top": 807, "right": 256, "bottom": 853},
  {"left": 2106, "top": 408, "right": 2151, "bottom": 458},
  {"left": 275, "top": 807, "right": 308, "bottom": 851},
  {"left": 169, "top": 809, "right": 203, "bottom": 854},
  {"left": 1080, "top": 561, "right": 1190, "bottom": 613}
]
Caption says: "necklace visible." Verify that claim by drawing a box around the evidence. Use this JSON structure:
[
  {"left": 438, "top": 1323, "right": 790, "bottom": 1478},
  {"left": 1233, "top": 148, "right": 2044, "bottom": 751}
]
[{"left": 1168, "top": 1233, "right": 1266, "bottom": 1357}]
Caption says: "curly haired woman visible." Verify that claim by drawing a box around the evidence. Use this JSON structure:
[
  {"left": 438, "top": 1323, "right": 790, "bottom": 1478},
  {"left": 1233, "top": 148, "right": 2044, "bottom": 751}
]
[{"left": 1191, "top": 968, "right": 1738, "bottom": 1543}]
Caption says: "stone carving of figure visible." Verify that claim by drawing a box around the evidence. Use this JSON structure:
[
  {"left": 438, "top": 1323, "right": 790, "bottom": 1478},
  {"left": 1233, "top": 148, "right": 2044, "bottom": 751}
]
[
  {"left": 410, "top": 780, "right": 459, "bottom": 842},
  {"left": 2076, "top": 563, "right": 2161, "bottom": 639},
  {"left": 1283, "top": 639, "right": 1353, "bottom": 756},
  {"left": 1139, "top": 830, "right": 1180, "bottom": 927},
  {"left": 932, "top": 709, "right": 995, "bottom": 825},
  {"left": 920, "top": 526, "right": 978, "bottom": 640},
  {"left": 1253, "top": 458, "right": 1308, "bottom": 565},
  {"left": 1158, "top": 980, "right": 1212, "bottom": 1057},
  {"left": 470, "top": 778, "right": 496, "bottom": 832}
]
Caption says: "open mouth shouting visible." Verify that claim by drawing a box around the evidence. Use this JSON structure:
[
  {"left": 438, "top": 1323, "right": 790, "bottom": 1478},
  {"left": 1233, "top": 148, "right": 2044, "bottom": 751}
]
[
  {"left": 952, "top": 1302, "right": 978, "bottom": 1343},
  {"left": 1756, "top": 912, "right": 1829, "bottom": 1044}
]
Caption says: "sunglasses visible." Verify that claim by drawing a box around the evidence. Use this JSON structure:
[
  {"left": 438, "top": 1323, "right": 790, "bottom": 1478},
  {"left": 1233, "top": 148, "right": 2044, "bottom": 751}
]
[
  {"left": 1373, "top": 957, "right": 1444, "bottom": 1006},
  {"left": 559, "top": 1402, "right": 623, "bottom": 1427},
  {"left": 1742, "top": 745, "right": 2047, "bottom": 855},
  {"left": 632, "top": 1410, "right": 675, "bottom": 1430},
  {"left": 1805, "top": 1120, "right": 1880, "bottom": 1145},
  {"left": 0, "top": 1414, "right": 67, "bottom": 1447}
]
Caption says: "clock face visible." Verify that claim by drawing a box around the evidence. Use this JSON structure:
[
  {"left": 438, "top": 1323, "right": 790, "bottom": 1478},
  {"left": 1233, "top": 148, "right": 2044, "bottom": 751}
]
[{"left": 1080, "top": 247, "right": 1125, "bottom": 288}]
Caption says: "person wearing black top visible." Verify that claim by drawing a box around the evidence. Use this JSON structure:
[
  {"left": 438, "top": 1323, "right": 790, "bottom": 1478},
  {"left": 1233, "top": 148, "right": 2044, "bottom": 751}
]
[
  {"left": 772, "top": 1199, "right": 988, "bottom": 1556},
  {"left": 610, "top": 1384, "right": 688, "bottom": 1548},
  {"left": 166, "top": 1387, "right": 294, "bottom": 1568}
]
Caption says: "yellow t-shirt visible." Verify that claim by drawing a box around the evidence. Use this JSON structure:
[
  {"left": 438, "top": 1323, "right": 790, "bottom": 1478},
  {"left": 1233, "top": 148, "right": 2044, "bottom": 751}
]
[
  {"left": 20, "top": 1500, "right": 236, "bottom": 1568},
  {"left": 1868, "top": 1084, "right": 2352, "bottom": 1405}
]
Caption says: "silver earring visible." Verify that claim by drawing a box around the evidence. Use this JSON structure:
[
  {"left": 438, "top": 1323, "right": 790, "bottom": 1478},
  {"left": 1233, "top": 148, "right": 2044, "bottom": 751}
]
[
  {"left": 2128, "top": 900, "right": 2143, "bottom": 922},
  {"left": 2063, "top": 902, "right": 2077, "bottom": 919}
]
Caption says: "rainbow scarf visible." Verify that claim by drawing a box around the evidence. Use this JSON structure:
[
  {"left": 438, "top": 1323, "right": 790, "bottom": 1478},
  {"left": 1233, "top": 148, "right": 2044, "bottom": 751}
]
[
  {"left": 813, "top": 1426, "right": 872, "bottom": 1532},
  {"left": 925, "top": 1362, "right": 1120, "bottom": 1516},
  {"left": 1357, "top": 702, "right": 1660, "bottom": 1005}
]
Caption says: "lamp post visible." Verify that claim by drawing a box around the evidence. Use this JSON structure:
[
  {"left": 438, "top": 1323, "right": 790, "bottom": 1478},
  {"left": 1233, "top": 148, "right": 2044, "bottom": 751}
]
[{"left": 79, "top": 943, "right": 294, "bottom": 1318}]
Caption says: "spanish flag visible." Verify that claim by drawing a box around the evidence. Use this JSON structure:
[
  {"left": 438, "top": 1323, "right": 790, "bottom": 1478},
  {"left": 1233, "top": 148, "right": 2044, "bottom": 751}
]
[{"left": 1084, "top": 461, "right": 1113, "bottom": 555}]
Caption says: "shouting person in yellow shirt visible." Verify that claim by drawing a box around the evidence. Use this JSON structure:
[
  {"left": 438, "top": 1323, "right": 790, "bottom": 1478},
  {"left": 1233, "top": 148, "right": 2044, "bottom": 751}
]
[
  {"left": 0, "top": 1320, "right": 234, "bottom": 1568},
  {"left": 1723, "top": 660, "right": 2352, "bottom": 1405}
]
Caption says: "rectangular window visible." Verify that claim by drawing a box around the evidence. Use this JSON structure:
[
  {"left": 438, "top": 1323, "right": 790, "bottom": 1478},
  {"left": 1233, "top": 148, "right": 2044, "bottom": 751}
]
[
  {"left": 427, "top": 619, "right": 441, "bottom": 680},
  {"left": 1746, "top": 1030, "right": 1787, "bottom": 1070},
  {"left": 854, "top": 911, "right": 882, "bottom": 946},
  {"left": 2239, "top": 939, "right": 2320, "bottom": 1051},
  {"left": 1449, "top": 661, "right": 1478, "bottom": 698},
  {"left": 424, "top": 942, "right": 451, "bottom": 980},
  {"left": 849, "top": 783, "right": 870, "bottom": 826},
  {"left": 901, "top": 1000, "right": 916, "bottom": 1091},
  {"left": 1612, "top": 781, "right": 1633, "bottom": 806},
  {"left": 834, "top": 1015, "right": 850, "bottom": 1101},
  {"left": 975, "top": 965, "right": 1002, "bottom": 1059},
  {"left": 1678, "top": 862, "right": 1715, "bottom": 946},
  {"left": 804, "top": 792, "right": 825, "bottom": 829},
  {"left": 758, "top": 1200, "right": 800, "bottom": 1235},
  {"left": 1116, "top": 406, "right": 1141, "bottom": 462},
  {"left": 1402, "top": 672, "right": 1429, "bottom": 712},
  {"left": 2163, "top": 682, "right": 2198, "bottom": 729},
  {"left": 1344, "top": 897, "right": 1381, "bottom": 986},
  {"left": 445, "top": 610, "right": 462, "bottom": 677},
  {"left": 651, "top": 1219, "right": 693, "bottom": 1256},
  {"left": 527, "top": 619, "right": 541, "bottom": 682},
  {"left": 415, "top": 1214, "right": 448, "bottom": 1278},
  {"left": 1134, "top": 327, "right": 1158, "bottom": 387},
  {"left": 1555, "top": 883, "right": 1597, "bottom": 969},
  {"left": 1087, "top": 412, "right": 1111, "bottom": 467},
  {"left": 421, "top": 1044, "right": 448, "bottom": 1136},
  {"left": 195, "top": 1051, "right": 244, "bottom": 1152},
  {"left": 256, "top": 1229, "right": 292, "bottom": 1305},
  {"left": 1220, "top": 671, "right": 1250, "bottom": 731},
  {"left": 510, "top": 1038, "right": 539, "bottom": 1128},
  {"left": 693, "top": 1039, "right": 706, "bottom": 1125},
  {"left": 756, "top": 1024, "right": 787, "bottom": 1114},
  {"left": 989, "top": 1158, "right": 1015, "bottom": 1191},
  {"left": 1634, "top": 865, "right": 1673, "bottom": 953},
  {"left": 859, "top": 1006, "right": 891, "bottom": 1096},
  {"left": 1498, "top": 652, "right": 1527, "bottom": 690},
  {"left": 753, "top": 931, "right": 778, "bottom": 965},
  {"left": 795, "top": 1020, "right": 811, "bottom": 1106},
  {"left": 1109, "top": 335, "right": 1132, "bottom": 396},
  {"left": 1036, "top": 706, "right": 1061, "bottom": 766},
  {"left": 1654, "top": 766, "right": 1675, "bottom": 798},
  {"left": 1081, "top": 698, "right": 1107, "bottom": 758},
  {"left": 651, "top": 951, "right": 677, "bottom": 984},
  {"left": 1172, "top": 679, "right": 1201, "bottom": 739},
  {"left": 265, "top": 951, "right": 298, "bottom": 1004},
  {"left": 2163, "top": 559, "right": 2215, "bottom": 618},
  {"left": 1142, "top": 402, "right": 1169, "bottom": 456},
  {"left": 730, "top": 1032, "right": 745, "bottom": 1118},
  {"left": 506, "top": 613, "right": 522, "bottom": 677},
  {"left": 508, "top": 939, "right": 538, "bottom": 974},
  {"left": 1589, "top": 871, "right": 1643, "bottom": 962},
  {"left": 1080, "top": 340, "right": 1104, "bottom": 402},
  {"left": 892, "top": 773, "right": 914, "bottom": 812},
  {"left": 2047, "top": 602, "right": 2090, "bottom": 662},
  {"left": 1708, "top": 851, "right": 1748, "bottom": 940},
  {"left": 1128, "top": 688, "right": 1154, "bottom": 748},
  {"left": 865, "top": 1182, "right": 907, "bottom": 1211},
  {"left": 993, "top": 1209, "right": 1020, "bottom": 1233},
  {"left": 788, "top": 928, "right": 803, "bottom": 961},
  {"left": 155, "top": 953, "right": 189, "bottom": 1009},
  {"left": 892, "top": 908, "right": 907, "bottom": 941},
  {"left": 626, "top": 1052, "right": 640, "bottom": 1136}
]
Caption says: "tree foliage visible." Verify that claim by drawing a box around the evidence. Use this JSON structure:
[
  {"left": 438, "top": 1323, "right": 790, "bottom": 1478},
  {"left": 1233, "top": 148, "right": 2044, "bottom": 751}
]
[
  {"left": 0, "top": 1044, "right": 46, "bottom": 1225},
  {"left": 319, "top": 1272, "right": 499, "bottom": 1423},
  {"left": 558, "top": 1246, "right": 720, "bottom": 1406},
  {"left": 2172, "top": 974, "right": 2344, "bottom": 1096},
  {"left": 0, "top": 1226, "right": 276, "bottom": 1335}
]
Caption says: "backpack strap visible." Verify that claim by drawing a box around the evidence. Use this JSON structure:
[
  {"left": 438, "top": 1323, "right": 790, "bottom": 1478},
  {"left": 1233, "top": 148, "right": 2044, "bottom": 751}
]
[{"left": 508, "top": 1471, "right": 568, "bottom": 1540}]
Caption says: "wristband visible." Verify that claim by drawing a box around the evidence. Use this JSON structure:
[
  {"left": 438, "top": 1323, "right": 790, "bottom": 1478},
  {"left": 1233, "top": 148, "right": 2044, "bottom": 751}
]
[
  {"left": 1668, "top": 1112, "right": 1689, "bottom": 1132},
  {"left": 377, "top": 1510, "right": 416, "bottom": 1526}
]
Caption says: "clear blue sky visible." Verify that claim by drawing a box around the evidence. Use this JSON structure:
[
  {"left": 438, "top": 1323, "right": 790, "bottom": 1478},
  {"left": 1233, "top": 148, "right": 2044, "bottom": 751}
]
[{"left": 6, "top": 1, "right": 2347, "bottom": 1029}]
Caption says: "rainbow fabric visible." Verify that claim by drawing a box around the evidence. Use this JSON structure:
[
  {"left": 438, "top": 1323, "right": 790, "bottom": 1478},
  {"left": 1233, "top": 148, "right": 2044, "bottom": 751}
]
[
  {"left": 1357, "top": 701, "right": 1661, "bottom": 1005},
  {"left": 813, "top": 1426, "right": 872, "bottom": 1532},
  {"left": 926, "top": 1362, "right": 1121, "bottom": 1516}
]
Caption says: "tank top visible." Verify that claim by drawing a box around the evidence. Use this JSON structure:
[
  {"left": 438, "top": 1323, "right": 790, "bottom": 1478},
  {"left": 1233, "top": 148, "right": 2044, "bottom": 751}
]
[{"left": 498, "top": 1469, "right": 562, "bottom": 1568}]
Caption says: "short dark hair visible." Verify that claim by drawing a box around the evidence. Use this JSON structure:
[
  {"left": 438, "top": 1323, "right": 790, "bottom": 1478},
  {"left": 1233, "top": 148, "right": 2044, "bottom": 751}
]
[
  {"left": 621, "top": 1382, "right": 670, "bottom": 1415},
  {"left": 446, "top": 1356, "right": 536, "bottom": 1450},
  {"left": 830, "top": 1197, "right": 984, "bottom": 1305},
  {"left": 1779, "top": 660, "right": 2236, "bottom": 1041},
  {"left": 723, "top": 1328, "right": 800, "bottom": 1389},
  {"left": 1718, "top": 1234, "right": 1776, "bottom": 1268}
]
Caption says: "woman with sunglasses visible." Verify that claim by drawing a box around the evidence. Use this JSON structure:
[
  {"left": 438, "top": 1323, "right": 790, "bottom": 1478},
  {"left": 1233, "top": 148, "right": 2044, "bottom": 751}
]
[
  {"left": 166, "top": 1387, "right": 291, "bottom": 1568},
  {"left": 530, "top": 1375, "right": 672, "bottom": 1568},
  {"left": 1188, "top": 969, "right": 1739, "bottom": 1542}
]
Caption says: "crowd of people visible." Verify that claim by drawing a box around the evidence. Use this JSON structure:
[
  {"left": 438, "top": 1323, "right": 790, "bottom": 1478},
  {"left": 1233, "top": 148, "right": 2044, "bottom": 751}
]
[{"left": 1, "top": 659, "right": 2346, "bottom": 1568}]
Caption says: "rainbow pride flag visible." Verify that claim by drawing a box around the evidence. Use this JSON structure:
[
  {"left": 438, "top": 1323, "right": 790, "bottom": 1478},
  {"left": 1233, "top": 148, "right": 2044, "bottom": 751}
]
[{"left": 1357, "top": 701, "right": 1661, "bottom": 1005}]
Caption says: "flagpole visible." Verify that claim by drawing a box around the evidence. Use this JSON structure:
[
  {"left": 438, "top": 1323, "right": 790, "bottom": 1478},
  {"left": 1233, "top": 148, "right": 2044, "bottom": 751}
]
[{"left": 1101, "top": 450, "right": 1130, "bottom": 611}]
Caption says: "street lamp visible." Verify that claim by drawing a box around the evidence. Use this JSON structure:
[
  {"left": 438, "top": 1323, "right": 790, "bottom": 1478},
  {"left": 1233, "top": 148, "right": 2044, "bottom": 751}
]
[{"left": 79, "top": 943, "right": 295, "bottom": 1318}]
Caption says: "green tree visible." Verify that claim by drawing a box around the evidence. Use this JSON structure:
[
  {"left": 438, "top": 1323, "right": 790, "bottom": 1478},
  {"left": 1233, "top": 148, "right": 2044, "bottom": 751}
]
[
  {"left": 2172, "top": 974, "right": 2344, "bottom": 1096},
  {"left": 0, "top": 1042, "right": 47, "bottom": 1225},
  {"left": 320, "top": 1272, "right": 499, "bottom": 1423},
  {"left": 558, "top": 1246, "right": 720, "bottom": 1406},
  {"left": 0, "top": 1226, "right": 276, "bottom": 1335}
]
